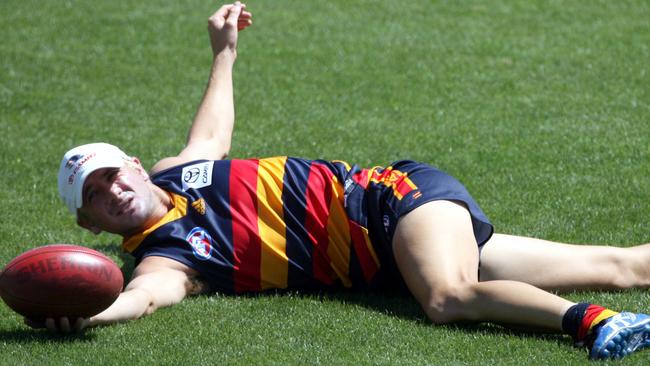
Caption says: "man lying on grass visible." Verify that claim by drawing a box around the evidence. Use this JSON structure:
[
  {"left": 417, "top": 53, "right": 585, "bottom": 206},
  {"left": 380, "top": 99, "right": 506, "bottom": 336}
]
[{"left": 36, "top": 2, "right": 650, "bottom": 360}]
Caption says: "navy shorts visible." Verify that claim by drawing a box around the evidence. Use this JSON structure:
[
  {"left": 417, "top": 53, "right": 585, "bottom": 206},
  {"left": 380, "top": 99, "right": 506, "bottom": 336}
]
[{"left": 341, "top": 160, "right": 494, "bottom": 289}]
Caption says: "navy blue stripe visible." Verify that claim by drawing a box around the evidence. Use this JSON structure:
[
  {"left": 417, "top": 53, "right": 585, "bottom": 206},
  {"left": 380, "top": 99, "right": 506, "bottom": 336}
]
[
  {"left": 347, "top": 238, "right": 366, "bottom": 287},
  {"left": 282, "top": 158, "right": 314, "bottom": 288},
  {"left": 205, "top": 159, "right": 234, "bottom": 294}
]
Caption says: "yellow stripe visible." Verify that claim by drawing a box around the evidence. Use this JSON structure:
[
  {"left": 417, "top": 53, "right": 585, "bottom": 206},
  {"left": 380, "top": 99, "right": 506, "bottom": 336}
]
[
  {"left": 368, "top": 166, "right": 418, "bottom": 200},
  {"left": 331, "top": 160, "right": 352, "bottom": 172},
  {"left": 403, "top": 174, "right": 418, "bottom": 189},
  {"left": 257, "top": 157, "right": 289, "bottom": 289},
  {"left": 326, "top": 175, "right": 352, "bottom": 287},
  {"left": 590, "top": 309, "right": 619, "bottom": 331},
  {"left": 367, "top": 166, "right": 382, "bottom": 187},
  {"left": 122, "top": 192, "right": 188, "bottom": 253}
]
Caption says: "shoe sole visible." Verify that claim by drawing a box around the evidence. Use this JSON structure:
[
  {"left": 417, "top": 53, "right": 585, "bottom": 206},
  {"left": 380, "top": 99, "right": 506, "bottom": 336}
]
[{"left": 590, "top": 313, "right": 650, "bottom": 359}]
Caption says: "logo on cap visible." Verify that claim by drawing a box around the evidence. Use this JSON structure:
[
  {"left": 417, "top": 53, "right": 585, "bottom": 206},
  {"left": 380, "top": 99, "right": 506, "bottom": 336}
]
[
  {"left": 66, "top": 152, "right": 96, "bottom": 185},
  {"left": 65, "top": 154, "right": 83, "bottom": 168}
]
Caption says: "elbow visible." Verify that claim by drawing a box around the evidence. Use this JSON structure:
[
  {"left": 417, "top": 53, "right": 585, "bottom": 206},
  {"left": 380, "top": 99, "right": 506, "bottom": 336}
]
[
  {"left": 217, "top": 138, "right": 230, "bottom": 160},
  {"left": 132, "top": 288, "right": 158, "bottom": 318},
  {"left": 141, "top": 292, "right": 158, "bottom": 317},
  {"left": 143, "top": 301, "right": 157, "bottom": 316}
]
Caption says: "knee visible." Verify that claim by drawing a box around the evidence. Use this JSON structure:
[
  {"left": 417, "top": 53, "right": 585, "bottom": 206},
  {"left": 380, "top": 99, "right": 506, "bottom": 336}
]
[
  {"left": 606, "top": 250, "right": 639, "bottom": 289},
  {"left": 422, "top": 284, "right": 477, "bottom": 324}
]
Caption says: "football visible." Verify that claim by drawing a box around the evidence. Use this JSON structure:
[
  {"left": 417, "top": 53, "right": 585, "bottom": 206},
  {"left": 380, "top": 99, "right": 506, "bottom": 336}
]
[{"left": 0, "top": 244, "right": 124, "bottom": 320}]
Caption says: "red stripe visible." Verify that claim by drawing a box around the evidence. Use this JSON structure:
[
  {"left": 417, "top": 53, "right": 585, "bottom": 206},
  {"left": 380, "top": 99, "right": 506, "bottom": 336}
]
[
  {"left": 578, "top": 305, "right": 606, "bottom": 340},
  {"left": 371, "top": 167, "right": 391, "bottom": 182},
  {"left": 395, "top": 176, "right": 416, "bottom": 198},
  {"left": 351, "top": 169, "right": 369, "bottom": 189},
  {"left": 348, "top": 220, "right": 379, "bottom": 282},
  {"left": 304, "top": 162, "right": 334, "bottom": 285},
  {"left": 230, "top": 159, "right": 261, "bottom": 292}
]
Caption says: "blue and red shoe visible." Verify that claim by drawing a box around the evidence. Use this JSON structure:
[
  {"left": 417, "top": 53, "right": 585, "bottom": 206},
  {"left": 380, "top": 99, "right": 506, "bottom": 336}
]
[{"left": 589, "top": 312, "right": 650, "bottom": 359}]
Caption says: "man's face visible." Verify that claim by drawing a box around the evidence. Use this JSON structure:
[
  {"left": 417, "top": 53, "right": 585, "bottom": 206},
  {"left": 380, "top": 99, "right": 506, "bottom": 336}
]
[{"left": 77, "top": 163, "right": 157, "bottom": 235}]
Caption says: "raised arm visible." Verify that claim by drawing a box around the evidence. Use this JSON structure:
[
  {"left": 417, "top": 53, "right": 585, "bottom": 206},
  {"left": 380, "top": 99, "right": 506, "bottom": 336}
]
[{"left": 150, "top": 2, "right": 253, "bottom": 174}]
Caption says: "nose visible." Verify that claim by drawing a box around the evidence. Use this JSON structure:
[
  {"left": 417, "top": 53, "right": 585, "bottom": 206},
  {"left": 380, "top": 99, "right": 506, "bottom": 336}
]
[{"left": 106, "top": 182, "right": 123, "bottom": 205}]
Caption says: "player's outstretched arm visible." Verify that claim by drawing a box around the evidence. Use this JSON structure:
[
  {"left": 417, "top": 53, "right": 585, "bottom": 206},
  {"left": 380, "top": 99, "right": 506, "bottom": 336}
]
[
  {"left": 26, "top": 256, "right": 206, "bottom": 333},
  {"left": 88, "top": 256, "right": 206, "bottom": 327},
  {"left": 150, "top": 2, "right": 253, "bottom": 174}
]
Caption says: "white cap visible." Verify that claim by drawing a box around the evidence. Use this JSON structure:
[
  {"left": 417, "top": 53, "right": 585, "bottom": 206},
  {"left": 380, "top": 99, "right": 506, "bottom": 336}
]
[{"left": 57, "top": 143, "right": 131, "bottom": 216}]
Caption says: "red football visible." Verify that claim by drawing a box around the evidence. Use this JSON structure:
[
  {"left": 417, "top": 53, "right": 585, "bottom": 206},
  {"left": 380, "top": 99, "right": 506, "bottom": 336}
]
[{"left": 0, "top": 244, "right": 124, "bottom": 320}]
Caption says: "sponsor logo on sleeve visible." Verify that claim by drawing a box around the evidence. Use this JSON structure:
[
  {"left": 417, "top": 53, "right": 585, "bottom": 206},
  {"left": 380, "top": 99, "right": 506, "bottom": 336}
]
[
  {"left": 181, "top": 161, "right": 214, "bottom": 191},
  {"left": 186, "top": 227, "right": 214, "bottom": 260}
]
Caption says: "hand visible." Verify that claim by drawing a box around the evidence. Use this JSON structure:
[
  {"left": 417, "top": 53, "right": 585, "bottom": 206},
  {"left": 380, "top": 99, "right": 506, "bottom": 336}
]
[
  {"left": 208, "top": 2, "right": 253, "bottom": 58},
  {"left": 24, "top": 317, "right": 90, "bottom": 334}
]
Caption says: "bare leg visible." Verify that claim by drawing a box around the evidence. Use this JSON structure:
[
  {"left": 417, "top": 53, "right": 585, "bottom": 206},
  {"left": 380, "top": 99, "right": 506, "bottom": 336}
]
[
  {"left": 393, "top": 200, "right": 574, "bottom": 330},
  {"left": 479, "top": 234, "right": 650, "bottom": 291}
]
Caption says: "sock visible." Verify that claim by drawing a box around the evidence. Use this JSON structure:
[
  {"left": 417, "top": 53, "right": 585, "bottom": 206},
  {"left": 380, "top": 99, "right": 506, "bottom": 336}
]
[{"left": 562, "top": 303, "right": 619, "bottom": 343}]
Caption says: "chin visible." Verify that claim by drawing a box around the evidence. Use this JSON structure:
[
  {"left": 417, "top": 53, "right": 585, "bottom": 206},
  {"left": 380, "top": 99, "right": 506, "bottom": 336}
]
[{"left": 127, "top": 204, "right": 153, "bottom": 229}]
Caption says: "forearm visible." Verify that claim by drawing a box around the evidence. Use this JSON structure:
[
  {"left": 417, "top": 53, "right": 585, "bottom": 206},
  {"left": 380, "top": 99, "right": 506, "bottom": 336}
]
[
  {"left": 187, "top": 53, "right": 237, "bottom": 159},
  {"left": 87, "top": 288, "right": 154, "bottom": 327}
]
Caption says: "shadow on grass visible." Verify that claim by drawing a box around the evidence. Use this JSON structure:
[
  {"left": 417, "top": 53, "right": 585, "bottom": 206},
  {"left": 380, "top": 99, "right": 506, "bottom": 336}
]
[
  {"left": 0, "top": 328, "right": 97, "bottom": 344},
  {"left": 247, "top": 289, "right": 570, "bottom": 346},
  {"left": 89, "top": 242, "right": 570, "bottom": 346},
  {"left": 352, "top": 291, "right": 563, "bottom": 341}
]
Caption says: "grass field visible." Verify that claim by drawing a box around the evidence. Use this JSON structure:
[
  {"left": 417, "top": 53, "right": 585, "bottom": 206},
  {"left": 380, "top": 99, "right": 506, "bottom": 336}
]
[{"left": 1, "top": 0, "right": 650, "bottom": 364}]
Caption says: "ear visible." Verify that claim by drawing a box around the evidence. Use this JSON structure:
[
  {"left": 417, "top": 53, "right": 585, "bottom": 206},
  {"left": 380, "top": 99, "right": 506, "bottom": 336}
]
[
  {"left": 130, "top": 157, "right": 151, "bottom": 182},
  {"left": 77, "top": 216, "right": 102, "bottom": 235}
]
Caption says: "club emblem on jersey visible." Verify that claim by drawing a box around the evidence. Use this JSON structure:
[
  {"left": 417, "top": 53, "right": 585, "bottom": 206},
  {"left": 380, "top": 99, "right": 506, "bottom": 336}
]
[
  {"left": 186, "top": 227, "right": 213, "bottom": 260},
  {"left": 181, "top": 161, "right": 214, "bottom": 191}
]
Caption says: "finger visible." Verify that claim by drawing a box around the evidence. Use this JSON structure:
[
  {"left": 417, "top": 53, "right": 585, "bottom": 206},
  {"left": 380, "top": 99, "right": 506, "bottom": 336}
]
[
  {"left": 239, "top": 10, "right": 252, "bottom": 19},
  {"left": 45, "top": 318, "right": 57, "bottom": 333},
  {"left": 209, "top": 4, "right": 233, "bottom": 28},
  {"left": 24, "top": 318, "right": 45, "bottom": 329},
  {"left": 59, "top": 317, "right": 71, "bottom": 333},
  {"left": 226, "top": 2, "right": 243, "bottom": 26},
  {"left": 237, "top": 20, "right": 252, "bottom": 31},
  {"left": 212, "top": 4, "right": 233, "bottom": 19},
  {"left": 74, "top": 318, "right": 89, "bottom": 333}
]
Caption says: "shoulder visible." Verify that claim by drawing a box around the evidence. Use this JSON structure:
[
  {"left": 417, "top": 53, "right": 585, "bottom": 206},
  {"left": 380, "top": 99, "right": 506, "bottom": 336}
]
[
  {"left": 149, "top": 140, "right": 231, "bottom": 176},
  {"left": 149, "top": 157, "right": 188, "bottom": 176}
]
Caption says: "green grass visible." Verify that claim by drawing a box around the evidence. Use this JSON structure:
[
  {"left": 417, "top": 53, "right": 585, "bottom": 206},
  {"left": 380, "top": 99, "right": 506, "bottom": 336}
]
[{"left": 1, "top": 0, "right": 650, "bottom": 364}]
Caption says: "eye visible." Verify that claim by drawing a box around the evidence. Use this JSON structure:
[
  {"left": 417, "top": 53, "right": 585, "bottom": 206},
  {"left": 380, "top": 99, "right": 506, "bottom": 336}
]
[
  {"left": 87, "top": 190, "right": 95, "bottom": 204},
  {"left": 107, "top": 169, "right": 118, "bottom": 181}
]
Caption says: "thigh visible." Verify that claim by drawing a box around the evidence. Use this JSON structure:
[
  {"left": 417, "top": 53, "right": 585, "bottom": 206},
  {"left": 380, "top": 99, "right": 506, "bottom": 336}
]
[
  {"left": 392, "top": 200, "right": 480, "bottom": 305},
  {"left": 479, "top": 233, "right": 637, "bottom": 291}
]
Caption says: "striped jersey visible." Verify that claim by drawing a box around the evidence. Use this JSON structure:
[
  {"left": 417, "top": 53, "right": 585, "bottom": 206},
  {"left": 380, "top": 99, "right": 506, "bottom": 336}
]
[{"left": 121, "top": 157, "right": 420, "bottom": 294}]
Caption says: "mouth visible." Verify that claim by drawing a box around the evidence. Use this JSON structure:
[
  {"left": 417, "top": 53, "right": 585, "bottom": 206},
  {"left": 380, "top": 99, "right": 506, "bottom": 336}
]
[{"left": 114, "top": 196, "right": 135, "bottom": 217}]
